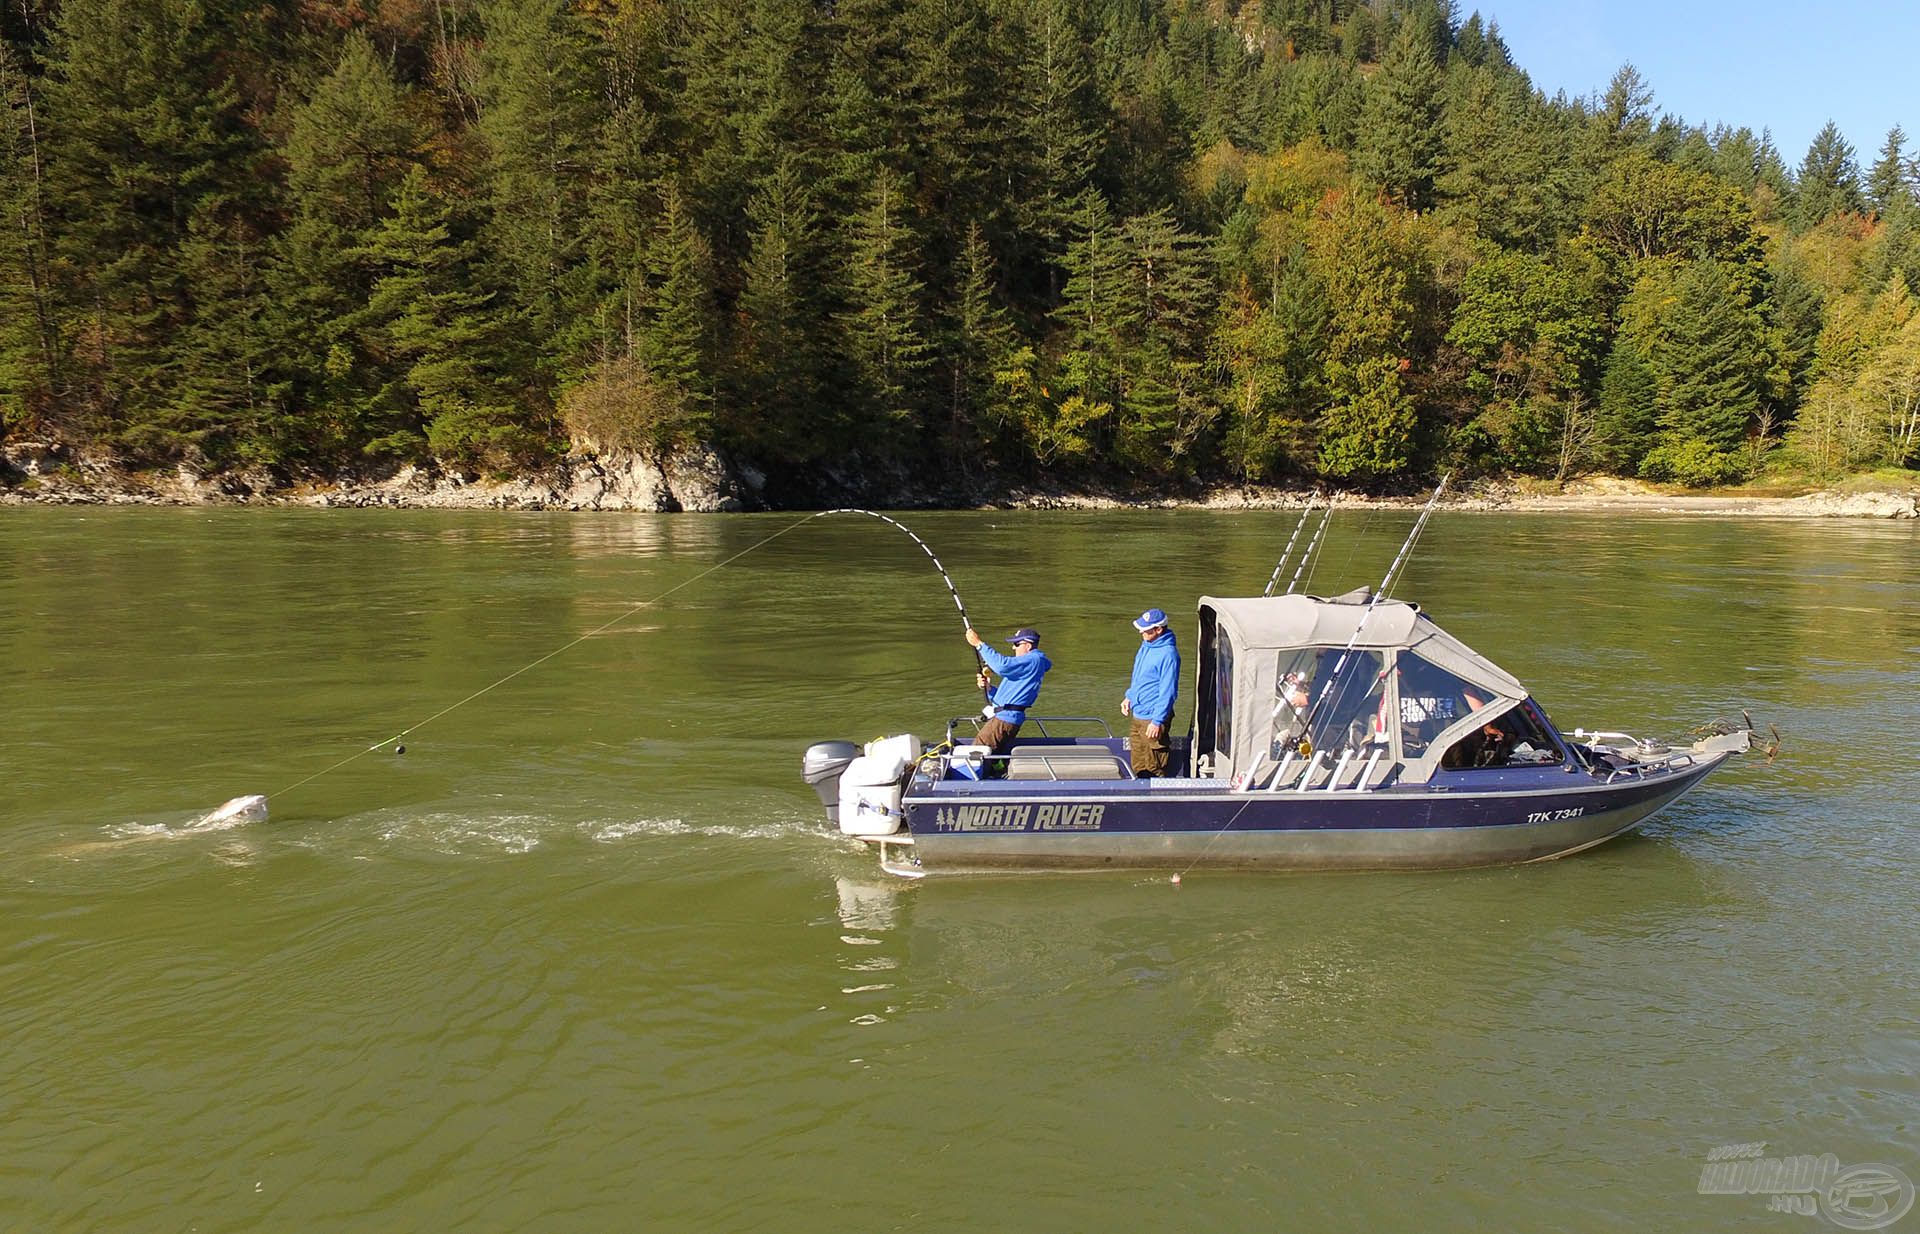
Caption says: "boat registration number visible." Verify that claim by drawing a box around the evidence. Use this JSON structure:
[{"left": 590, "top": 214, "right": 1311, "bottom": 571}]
[{"left": 1526, "top": 807, "right": 1586, "bottom": 824}]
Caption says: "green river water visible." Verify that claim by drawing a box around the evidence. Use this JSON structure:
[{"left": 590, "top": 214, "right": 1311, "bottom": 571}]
[{"left": 2, "top": 507, "right": 1916, "bottom": 1233}]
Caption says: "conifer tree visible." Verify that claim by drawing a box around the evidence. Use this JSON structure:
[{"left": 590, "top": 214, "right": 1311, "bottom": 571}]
[
  {"left": 1594, "top": 337, "right": 1659, "bottom": 472},
  {"left": 1642, "top": 258, "right": 1769, "bottom": 483},
  {"left": 838, "top": 167, "right": 931, "bottom": 437},
  {"left": 1792, "top": 121, "right": 1863, "bottom": 231},
  {"left": 1054, "top": 190, "right": 1125, "bottom": 418},
  {"left": 0, "top": 43, "right": 57, "bottom": 431},
  {"left": 353, "top": 167, "right": 534, "bottom": 468},
  {"left": 734, "top": 162, "right": 831, "bottom": 457},
  {"left": 1868, "top": 126, "right": 1912, "bottom": 218},
  {"left": 1005, "top": 0, "right": 1100, "bottom": 297},
  {"left": 1111, "top": 206, "right": 1214, "bottom": 471},
  {"left": 1353, "top": 21, "right": 1444, "bottom": 210},
  {"left": 640, "top": 185, "right": 717, "bottom": 448},
  {"left": 265, "top": 32, "right": 424, "bottom": 464},
  {"left": 946, "top": 220, "right": 1016, "bottom": 454},
  {"left": 39, "top": 0, "right": 259, "bottom": 447},
  {"left": 474, "top": 0, "right": 606, "bottom": 354}
]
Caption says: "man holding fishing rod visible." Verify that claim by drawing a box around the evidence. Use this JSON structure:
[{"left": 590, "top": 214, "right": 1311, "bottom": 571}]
[{"left": 965, "top": 626, "right": 1054, "bottom": 760}]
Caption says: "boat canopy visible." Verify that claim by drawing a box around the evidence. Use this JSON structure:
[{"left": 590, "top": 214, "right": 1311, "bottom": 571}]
[{"left": 1194, "top": 591, "right": 1535, "bottom": 785}]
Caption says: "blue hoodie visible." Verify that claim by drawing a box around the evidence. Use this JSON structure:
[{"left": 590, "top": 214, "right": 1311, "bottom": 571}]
[
  {"left": 977, "top": 643, "right": 1052, "bottom": 725},
  {"left": 1126, "top": 630, "right": 1180, "bottom": 725}
]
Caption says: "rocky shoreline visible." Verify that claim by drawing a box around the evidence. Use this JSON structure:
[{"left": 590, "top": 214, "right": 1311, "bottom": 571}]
[{"left": 2, "top": 439, "right": 1915, "bottom": 519}]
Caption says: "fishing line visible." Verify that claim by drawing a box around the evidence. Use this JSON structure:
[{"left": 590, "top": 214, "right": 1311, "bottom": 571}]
[{"left": 214, "top": 508, "right": 978, "bottom": 821}]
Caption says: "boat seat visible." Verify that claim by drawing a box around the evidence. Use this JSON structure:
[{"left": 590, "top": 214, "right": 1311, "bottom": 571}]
[{"left": 1005, "top": 749, "right": 1130, "bottom": 780}]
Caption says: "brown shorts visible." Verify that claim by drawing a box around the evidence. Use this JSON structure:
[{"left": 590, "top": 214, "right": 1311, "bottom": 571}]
[{"left": 1129, "top": 717, "right": 1170, "bottom": 777}]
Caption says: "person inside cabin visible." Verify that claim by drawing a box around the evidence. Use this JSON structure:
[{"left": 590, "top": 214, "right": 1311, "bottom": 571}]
[
  {"left": 1121, "top": 608, "right": 1181, "bottom": 778},
  {"left": 965, "top": 626, "right": 1052, "bottom": 764},
  {"left": 1274, "top": 668, "right": 1313, "bottom": 754},
  {"left": 1440, "top": 687, "right": 1516, "bottom": 769}
]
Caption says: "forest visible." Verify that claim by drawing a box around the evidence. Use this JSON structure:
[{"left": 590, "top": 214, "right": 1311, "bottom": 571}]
[{"left": 3, "top": 0, "right": 1919, "bottom": 501}]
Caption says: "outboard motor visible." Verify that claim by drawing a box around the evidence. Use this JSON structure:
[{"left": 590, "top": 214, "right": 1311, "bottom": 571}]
[{"left": 801, "top": 741, "right": 861, "bottom": 822}]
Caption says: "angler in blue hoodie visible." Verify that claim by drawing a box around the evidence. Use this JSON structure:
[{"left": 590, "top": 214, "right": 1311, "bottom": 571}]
[
  {"left": 965, "top": 626, "right": 1053, "bottom": 758},
  {"left": 1122, "top": 608, "right": 1180, "bottom": 778}
]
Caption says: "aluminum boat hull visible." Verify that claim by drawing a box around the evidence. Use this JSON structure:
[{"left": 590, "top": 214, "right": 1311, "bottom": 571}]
[{"left": 876, "top": 749, "right": 1733, "bottom": 876}]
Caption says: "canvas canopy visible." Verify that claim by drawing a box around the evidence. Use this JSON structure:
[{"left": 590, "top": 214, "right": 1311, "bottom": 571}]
[{"left": 1195, "top": 592, "right": 1533, "bottom": 785}]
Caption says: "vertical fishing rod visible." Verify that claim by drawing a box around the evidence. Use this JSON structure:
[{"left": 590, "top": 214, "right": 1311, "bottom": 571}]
[
  {"left": 1283, "top": 504, "right": 1333, "bottom": 595},
  {"left": 1261, "top": 499, "right": 1319, "bottom": 597},
  {"left": 1293, "top": 474, "right": 1450, "bottom": 752},
  {"left": 823, "top": 509, "right": 991, "bottom": 704}
]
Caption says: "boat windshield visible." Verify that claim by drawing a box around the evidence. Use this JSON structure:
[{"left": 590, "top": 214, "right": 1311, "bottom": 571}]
[{"left": 1270, "top": 647, "right": 1388, "bottom": 760}]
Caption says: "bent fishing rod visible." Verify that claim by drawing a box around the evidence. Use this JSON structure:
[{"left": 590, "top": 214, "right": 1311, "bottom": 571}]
[{"left": 823, "top": 509, "right": 992, "bottom": 705}]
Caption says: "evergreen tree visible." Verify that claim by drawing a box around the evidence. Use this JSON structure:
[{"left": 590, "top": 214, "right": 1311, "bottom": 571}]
[
  {"left": 265, "top": 32, "right": 425, "bottom": 465},
  {"left": 732, "top": 160, "right": 836, "bottom": 460},
  {"left": 1792, "top": 121, "right": 1863, "bottom": 231},
  {"left": 639, "top": 185, "right": 717, "bottom": 448},
  {"left": 1642, "top": 258, "right": 1769, "bottom": 483},
  {"left": 161, "top": 207, "right": 275, "bottom": 464},
  {"left": 1594, "top": 336, "right": 1658, "bottom": 472},
  {"left": 353, "top": 167, "right": 536, "bottom": 468},
  {"left": 1868, "top": 126, "right": 1912, "bottom": 217},
  {"left": 39, "top": 0, "right": 260, "bottom": 449},
  {"left": 838, "top": 167, "right": 932, "bottom": 437},
  {"left": 1435, "top": 65, "right": 1570, "bottom": 250},
  {"left": 473, "top": 0, "right": 606, "bottom": 356},
  {"left": 1004, "top": 0, "right": 1100, "bottom": 298},
  {"left": 0, "top": 43, "right": 57, "bottom": 431},
  {"left": 1054, "top": 189, "right": 1125, "bottom": 417},
  {"left": 945, "top": 220, "right": 1016, "bottom": 456},
  {"left": 1353, "top": 21, "right": 1444, "bottom": 210},
  {"left": 1110, "top": 206, "right": 1213, "bottom": 472}
]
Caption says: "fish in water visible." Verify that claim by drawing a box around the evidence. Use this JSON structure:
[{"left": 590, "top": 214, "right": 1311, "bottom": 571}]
[{"left": 192, "top": 794, "right": 269, "bottom": 831}]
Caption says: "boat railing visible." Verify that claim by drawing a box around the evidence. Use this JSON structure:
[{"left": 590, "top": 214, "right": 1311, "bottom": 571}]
[
  {"left": 1259, "top": 742, "right": 1393, "bottom": 793},
  {"left": 935, "top": 744, "right": 1136, "bottom": 782},
  {"left": 944, "top": 714, "right": 1117, "bottom": 744}
]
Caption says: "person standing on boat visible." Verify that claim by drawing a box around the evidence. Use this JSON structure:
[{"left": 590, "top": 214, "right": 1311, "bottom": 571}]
[
  {"left": 965, "top": 626, "right": 1053, "bottom": 759},
  {"left": 1122, "top": 608, "right": 1180, "bottom": 778}
]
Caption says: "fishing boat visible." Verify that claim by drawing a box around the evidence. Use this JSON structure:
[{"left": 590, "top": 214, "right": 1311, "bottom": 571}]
[{"left": 799, "top": 586, "right": 1756, "bottom": 878}]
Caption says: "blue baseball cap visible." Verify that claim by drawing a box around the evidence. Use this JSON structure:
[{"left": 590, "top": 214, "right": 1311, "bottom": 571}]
[
  {"left": 1009, "top": 627, "right": 1040, "bottom": 647},
  {"left": 1133, "top": 608, "right": 1168, "bottom": 631}
]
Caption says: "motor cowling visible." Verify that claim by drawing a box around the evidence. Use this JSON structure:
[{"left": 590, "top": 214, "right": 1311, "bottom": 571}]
[
  {"left": 837, "top": 734, "right": 920, "bottom": 837},
  {"left": 802, "top": 740, "right": 861, "bottom": 822}
]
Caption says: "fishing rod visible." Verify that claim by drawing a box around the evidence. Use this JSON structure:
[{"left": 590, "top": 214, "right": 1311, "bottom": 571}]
[
  {"left": 1261, "top": 499, "right": 1319, "bottom": 597},
  {"left": 1283, "top": 504, "right": 1333, "bottom": 596},
  {"left": 1291, "top": 473, "right": 1451, "bottom": 756},
  {"left": 823, "top": 509, "right": 992, "bottom": 705},
  {"left": 189, "top": 508, "right": 988, "bottom": 827}
]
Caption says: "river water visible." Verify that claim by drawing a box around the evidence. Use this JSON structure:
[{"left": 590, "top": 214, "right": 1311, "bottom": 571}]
[{"left": 2, "top": 507, "right": 1915, "bottom": 1232}]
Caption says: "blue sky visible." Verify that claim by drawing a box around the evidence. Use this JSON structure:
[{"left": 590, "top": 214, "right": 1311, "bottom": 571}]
[{"left": 1481, "top": 1, "right": 1915, "bottom": 169}]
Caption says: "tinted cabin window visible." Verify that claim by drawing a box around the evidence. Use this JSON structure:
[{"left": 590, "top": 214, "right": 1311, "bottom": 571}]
[
  {"left": 1439, "top": 696, "right": 1565, "bottom": 769},
  {"left": 1271, "top": 647, "right": 1387, "bottom": 759},
  {"left": 1395, "top": 653, "right": 1476, "bottom": 757}
]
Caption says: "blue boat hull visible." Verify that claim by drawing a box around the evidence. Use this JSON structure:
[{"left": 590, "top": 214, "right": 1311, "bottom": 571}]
[{"left": 885, "top": 752, "right": 1732, "bottom": 875}]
